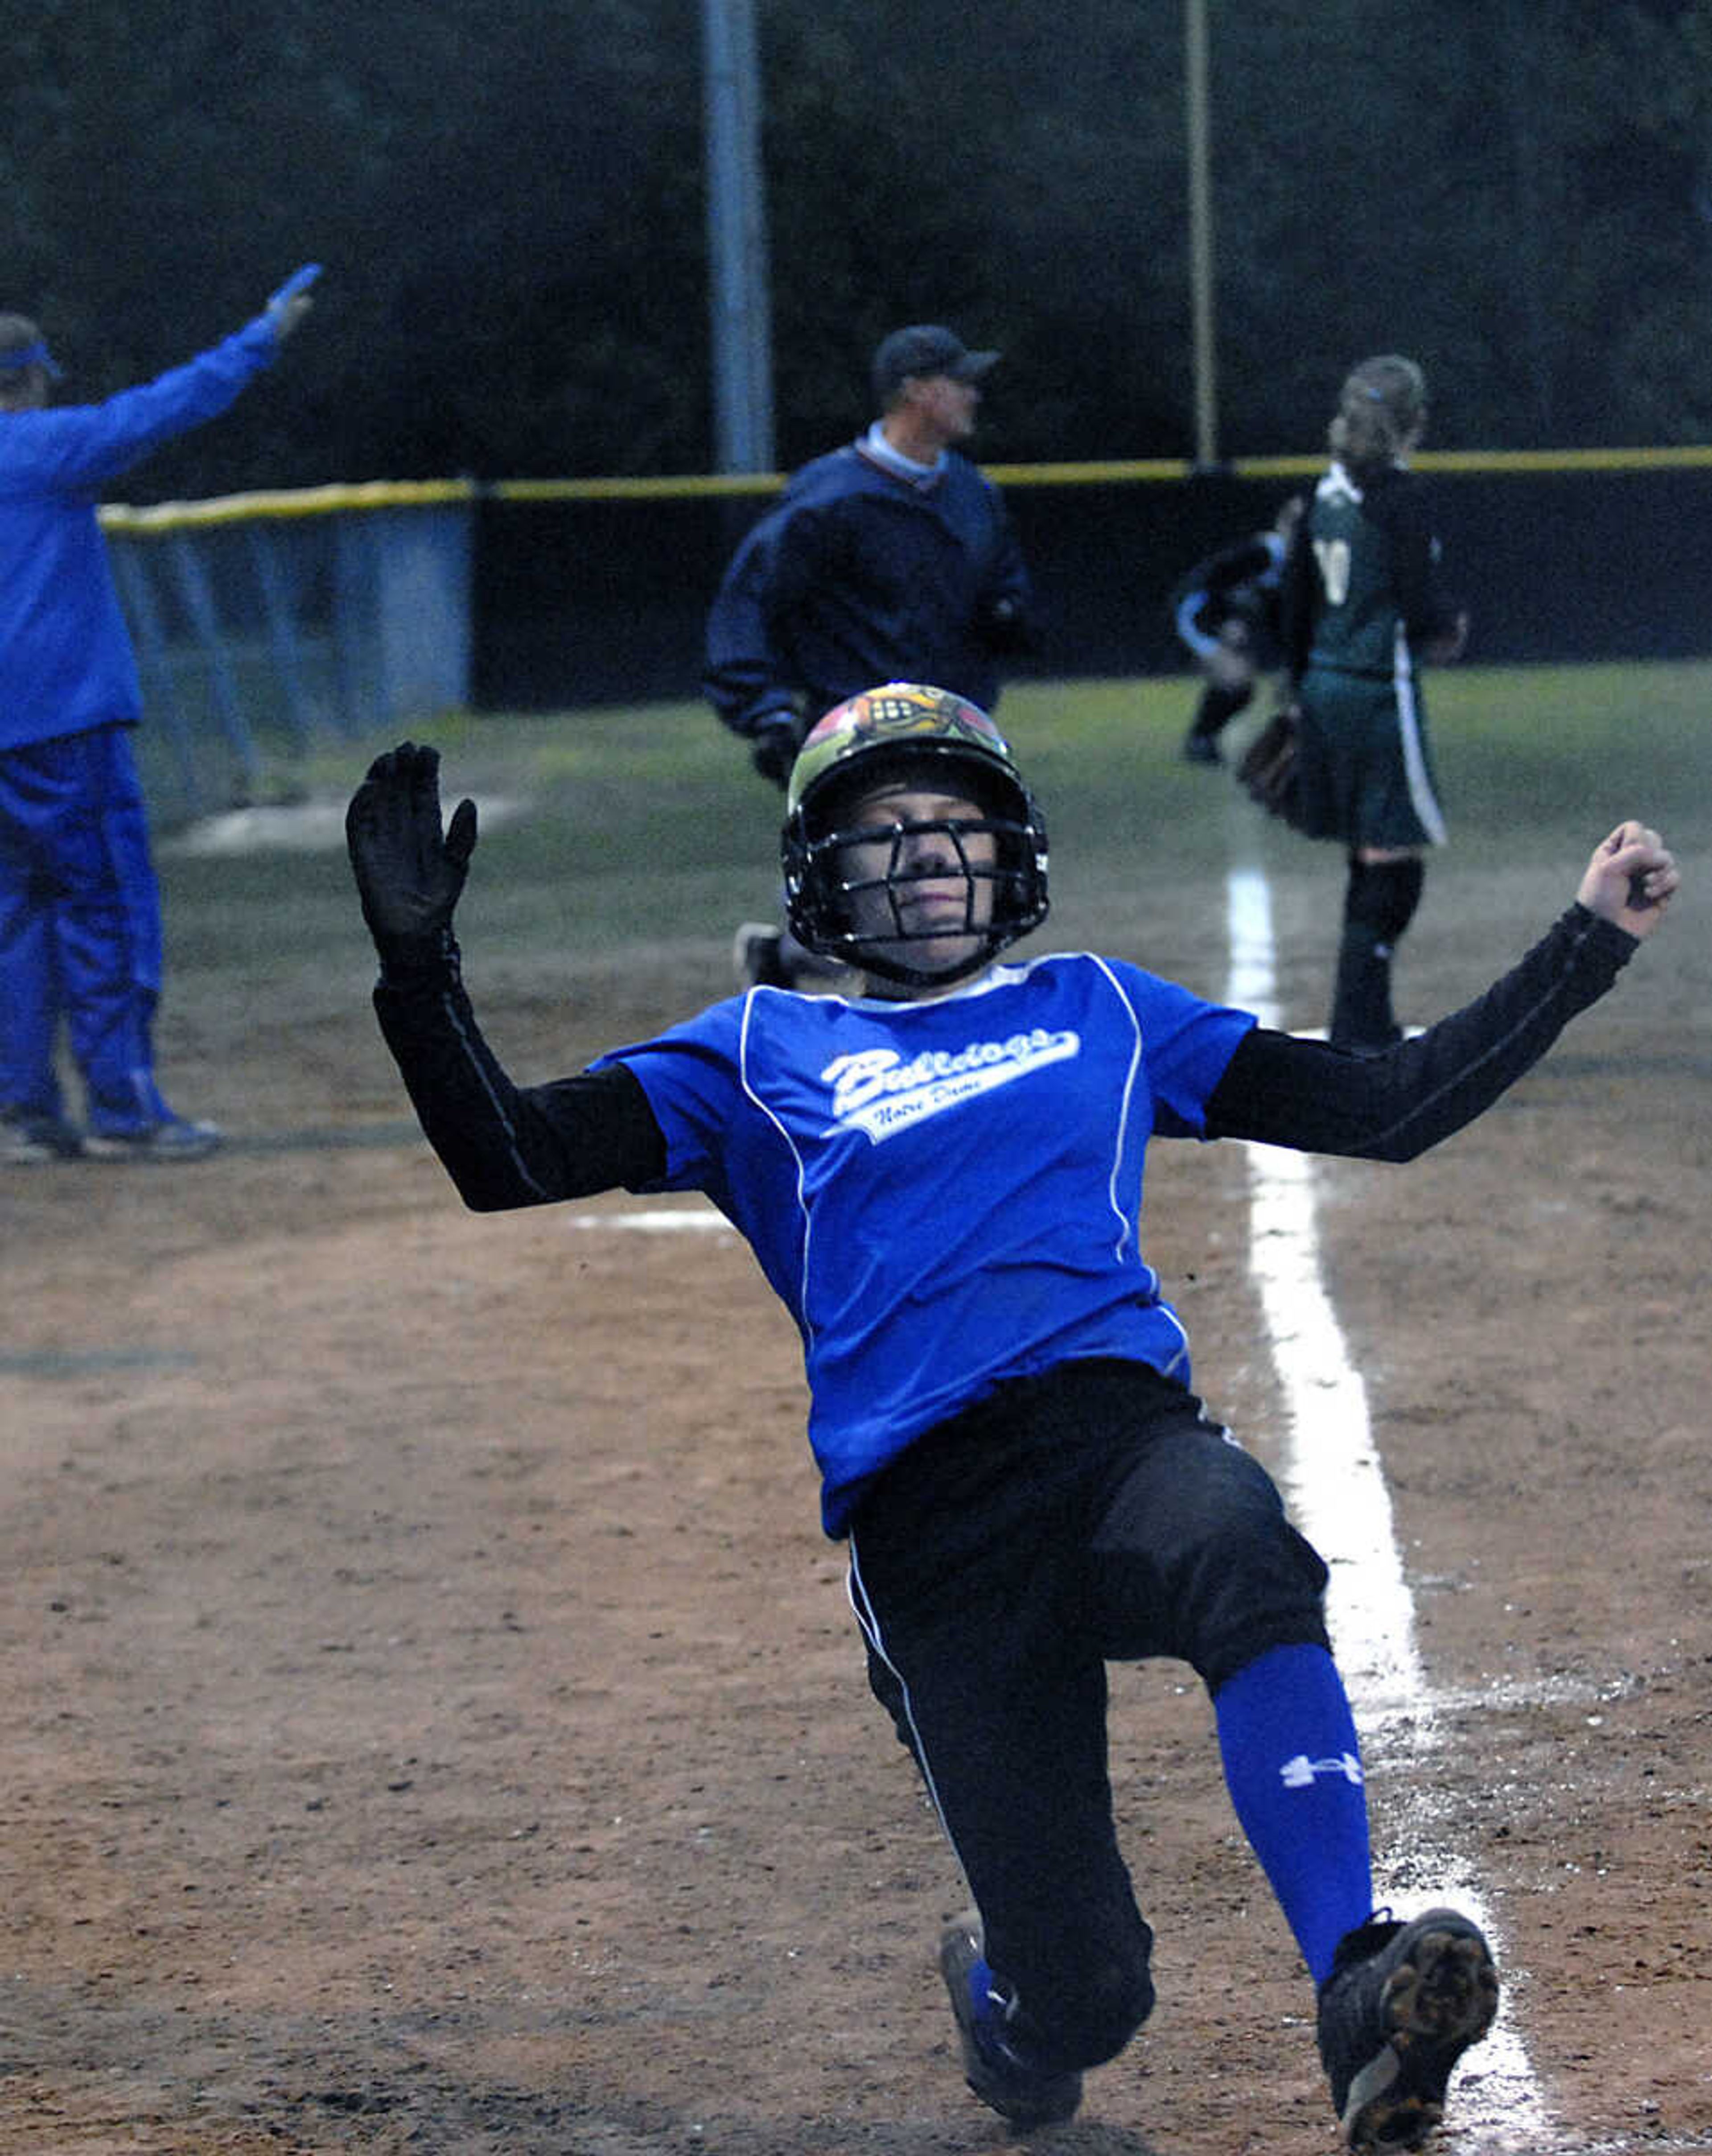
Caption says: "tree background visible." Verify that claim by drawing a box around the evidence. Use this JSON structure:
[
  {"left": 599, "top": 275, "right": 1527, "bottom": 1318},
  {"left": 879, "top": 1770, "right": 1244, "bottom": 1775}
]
[{"left": 6, "top": 0, "right": 1712, "bottom": 498}]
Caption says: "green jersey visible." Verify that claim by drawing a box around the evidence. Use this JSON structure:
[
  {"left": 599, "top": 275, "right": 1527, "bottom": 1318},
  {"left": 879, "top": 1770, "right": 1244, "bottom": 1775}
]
[{"left": 1282, "top": 461, "right": 1461, "bottom": 684}]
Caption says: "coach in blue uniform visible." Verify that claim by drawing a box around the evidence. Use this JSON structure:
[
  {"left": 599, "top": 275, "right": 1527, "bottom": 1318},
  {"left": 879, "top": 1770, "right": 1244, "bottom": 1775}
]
[
  {"left": 347, "top": 685, "right": 1676, "bottom": 2153},
  {"left": 704, "top": 324, "right": 1035, "bottom": 989},
  {"left": 0, "top": 268, "right": 317, "bottom": 1163}
]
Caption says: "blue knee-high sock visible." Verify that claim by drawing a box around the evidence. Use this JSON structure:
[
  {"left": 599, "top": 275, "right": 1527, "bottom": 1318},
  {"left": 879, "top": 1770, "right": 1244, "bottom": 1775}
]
[{"left": 1214, "top": 1643, "right": 1373, "bottom": 1985}]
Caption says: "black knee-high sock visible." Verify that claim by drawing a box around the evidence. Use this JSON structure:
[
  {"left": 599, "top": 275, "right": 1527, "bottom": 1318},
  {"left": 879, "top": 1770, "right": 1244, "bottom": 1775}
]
[
  {"left": 1188, "top": 678, "right": 1254, "bottom": 744},
  {"left": 1330, "top": 857, "right": 1424, "bottom": 1050}
]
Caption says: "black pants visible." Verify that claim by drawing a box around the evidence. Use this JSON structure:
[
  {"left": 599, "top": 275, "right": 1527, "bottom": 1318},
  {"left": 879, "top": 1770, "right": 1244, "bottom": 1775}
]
[
  {"left": 846, "top": 1357, "right": 1329, "bottom": 2071},
  {"left": 1186, "top": 675, "right": 1256, "bottom": 743}
]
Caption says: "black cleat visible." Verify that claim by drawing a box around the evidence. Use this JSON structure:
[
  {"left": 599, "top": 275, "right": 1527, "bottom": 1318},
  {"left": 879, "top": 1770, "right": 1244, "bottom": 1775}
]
[
  {"left": 1317, "top": 1907, "right": 1499, "bottom": 2150},
  {"left": 938, "top": 1911, "right": 1083, "bottom": 2131}
]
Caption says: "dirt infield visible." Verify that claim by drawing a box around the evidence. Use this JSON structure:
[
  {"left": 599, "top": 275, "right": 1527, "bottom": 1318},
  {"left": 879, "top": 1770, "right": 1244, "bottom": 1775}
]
[{"left": 4, "top": 705, "right": 1711, "bottom": 2154}]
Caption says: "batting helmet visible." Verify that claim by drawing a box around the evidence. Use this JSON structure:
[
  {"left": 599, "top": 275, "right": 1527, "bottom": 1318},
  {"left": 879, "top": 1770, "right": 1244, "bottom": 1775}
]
[{"left": 781, "top": 681, "right": 1049, "bottom": 986}]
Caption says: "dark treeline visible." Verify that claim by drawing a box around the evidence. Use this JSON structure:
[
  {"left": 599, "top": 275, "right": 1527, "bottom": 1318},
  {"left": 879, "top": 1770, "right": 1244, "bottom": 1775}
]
[{"left": 6, "top": 0, "right": 1712, "bottom": 499}]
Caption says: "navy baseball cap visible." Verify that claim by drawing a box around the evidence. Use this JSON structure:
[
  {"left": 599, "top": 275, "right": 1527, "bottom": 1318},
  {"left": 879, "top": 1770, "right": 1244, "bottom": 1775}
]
[{"left": 872, "top": 324, "right": 999, "bottom": 407}]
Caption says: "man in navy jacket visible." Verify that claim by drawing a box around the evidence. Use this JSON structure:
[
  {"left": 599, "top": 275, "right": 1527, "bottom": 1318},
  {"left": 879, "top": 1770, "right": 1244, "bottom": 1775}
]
[
  {"left": 0, "top": 267, "right": 317, "bottom": 1163},
  {"left": 704, "top": 324, "right": 1036, "bottom": 988}
]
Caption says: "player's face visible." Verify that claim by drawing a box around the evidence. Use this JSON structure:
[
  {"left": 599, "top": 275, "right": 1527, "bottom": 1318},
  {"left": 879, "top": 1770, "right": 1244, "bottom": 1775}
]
[{"left": 837, "top": 780, "right": 998, "bottom": 988}]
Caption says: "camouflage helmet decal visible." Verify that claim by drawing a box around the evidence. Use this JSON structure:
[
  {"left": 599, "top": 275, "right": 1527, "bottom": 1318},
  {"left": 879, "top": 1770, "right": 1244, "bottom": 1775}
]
[{"left": 786, "top": 682, "right": 1019, "bottom": 820}]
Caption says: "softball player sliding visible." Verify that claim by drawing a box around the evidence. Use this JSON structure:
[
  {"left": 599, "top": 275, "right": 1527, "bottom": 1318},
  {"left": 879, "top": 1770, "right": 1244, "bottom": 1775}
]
[{"left": 348, "top": 683, "right": 1676, "bottom": 2151}]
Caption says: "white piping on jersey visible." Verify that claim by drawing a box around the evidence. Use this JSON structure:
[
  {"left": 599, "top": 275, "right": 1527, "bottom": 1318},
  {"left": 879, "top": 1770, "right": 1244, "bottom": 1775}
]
[
  {"left": 1391, "top": 622, "right": 1448, "bottom": 846},
  {"left": 1085, "top": 953, "right": 1146, "bottom": 1266},
  {"left": 736, "top": 989, "right": 819, "bottom": 1351}
]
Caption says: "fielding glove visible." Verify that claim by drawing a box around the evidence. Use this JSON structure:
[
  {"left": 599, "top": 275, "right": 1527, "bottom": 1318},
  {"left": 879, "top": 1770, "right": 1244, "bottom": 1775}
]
[{"left": 346, "top": 741, "right": 477, "bottom": 969}]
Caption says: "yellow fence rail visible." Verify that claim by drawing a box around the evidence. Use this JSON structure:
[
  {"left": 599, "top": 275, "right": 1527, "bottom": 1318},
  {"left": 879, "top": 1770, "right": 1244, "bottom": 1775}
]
[{"left": 97, "top": 443, "right": 1712, "bottom": 530}]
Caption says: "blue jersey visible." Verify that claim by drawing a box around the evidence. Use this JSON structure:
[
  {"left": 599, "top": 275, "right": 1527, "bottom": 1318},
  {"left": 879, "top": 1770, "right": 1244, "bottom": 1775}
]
[{"left": 594, "top": 952, "right": 1253, "bottom": 1532}]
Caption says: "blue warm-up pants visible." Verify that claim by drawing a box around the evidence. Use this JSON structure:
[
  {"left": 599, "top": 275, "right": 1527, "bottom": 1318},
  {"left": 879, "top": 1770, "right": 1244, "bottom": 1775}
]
[{"left": 0, "top": 723, "right": 174, "bottom": 1135}]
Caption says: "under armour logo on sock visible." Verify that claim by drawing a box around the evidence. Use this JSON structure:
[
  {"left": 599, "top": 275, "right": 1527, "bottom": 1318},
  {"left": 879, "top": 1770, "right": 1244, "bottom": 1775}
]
[{"left": 1279, "top": 1752, "right": 1364, "bottom": 1789}]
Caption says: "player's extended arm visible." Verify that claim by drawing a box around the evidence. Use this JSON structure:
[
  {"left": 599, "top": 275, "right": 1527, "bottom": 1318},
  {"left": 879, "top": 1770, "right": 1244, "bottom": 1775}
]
[
  {"left": 264, "top": 263, "right": 320, "bottom": 344},
  {"left": 1206, "top": 822, "right": 1679, "bottom": 1160},
  {"left": 16, "top": 266, "right": 323, "bottom": 492},
  {"left": 347, "top": 743, "right": 666, "bottom": 1208}
]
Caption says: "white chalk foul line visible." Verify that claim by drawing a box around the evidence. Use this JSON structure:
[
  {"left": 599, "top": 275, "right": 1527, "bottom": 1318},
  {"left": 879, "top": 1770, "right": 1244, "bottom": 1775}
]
[
  {"left": 1225, "top": 865, "right": 1549, "bottom": 2147},
  {"left": 569, "top": 1205, "right": 733, "bottom": 1233}
]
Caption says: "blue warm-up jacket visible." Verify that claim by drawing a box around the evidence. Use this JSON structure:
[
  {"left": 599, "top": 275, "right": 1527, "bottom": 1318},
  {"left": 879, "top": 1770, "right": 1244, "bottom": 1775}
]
[{"left": 0, "top": 315, "right": 281, "bottom": 753}]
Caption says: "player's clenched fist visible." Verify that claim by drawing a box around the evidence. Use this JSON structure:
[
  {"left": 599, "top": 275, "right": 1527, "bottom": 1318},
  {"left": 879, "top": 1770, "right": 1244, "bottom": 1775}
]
[
  {"left": 346, "top": 741, "right": 478, "bottom": 967},
  {"left": 1576, "top": 820, "right": 1679, "bottom": 940}
]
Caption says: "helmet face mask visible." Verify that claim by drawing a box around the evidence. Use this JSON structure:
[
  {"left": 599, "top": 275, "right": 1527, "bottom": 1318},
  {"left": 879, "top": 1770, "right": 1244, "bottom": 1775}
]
[{"left": 781, "top": 684, "right": 1049, "bottom": 987}]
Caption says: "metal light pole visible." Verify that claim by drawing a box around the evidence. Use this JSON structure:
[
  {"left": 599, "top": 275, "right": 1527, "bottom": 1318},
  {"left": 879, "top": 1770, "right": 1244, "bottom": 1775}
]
[
  {"left": 701, "top": 0, "right": 776, "bottom": 473},
  {"left": 1184, "top": 0, "right": 1220, "bottom": 468}
]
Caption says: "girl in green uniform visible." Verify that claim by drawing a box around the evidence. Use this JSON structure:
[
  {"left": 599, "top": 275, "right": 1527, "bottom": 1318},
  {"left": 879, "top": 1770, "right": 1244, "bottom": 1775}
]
[{"left": 1280, "top": 356, "right": 1468, "bottom": 1052}]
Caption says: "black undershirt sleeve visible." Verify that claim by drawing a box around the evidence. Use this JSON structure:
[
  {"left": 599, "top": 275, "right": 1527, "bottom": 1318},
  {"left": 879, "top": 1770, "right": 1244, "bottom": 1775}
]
[
  {"left": 366, "top": 903, "right": 1638, "bottom": 1204},
  {"left": 1203, "top": 904, "right": 1639, "bottom": 1160},
  {"left": 371, "top": 944, "right": 667, "bottom": 1210}
]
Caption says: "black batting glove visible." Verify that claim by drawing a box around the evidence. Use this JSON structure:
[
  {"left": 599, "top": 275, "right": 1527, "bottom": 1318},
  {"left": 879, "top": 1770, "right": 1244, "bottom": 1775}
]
[{"left": 346, "top": 741, "right": 478, "bottom": 970}]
